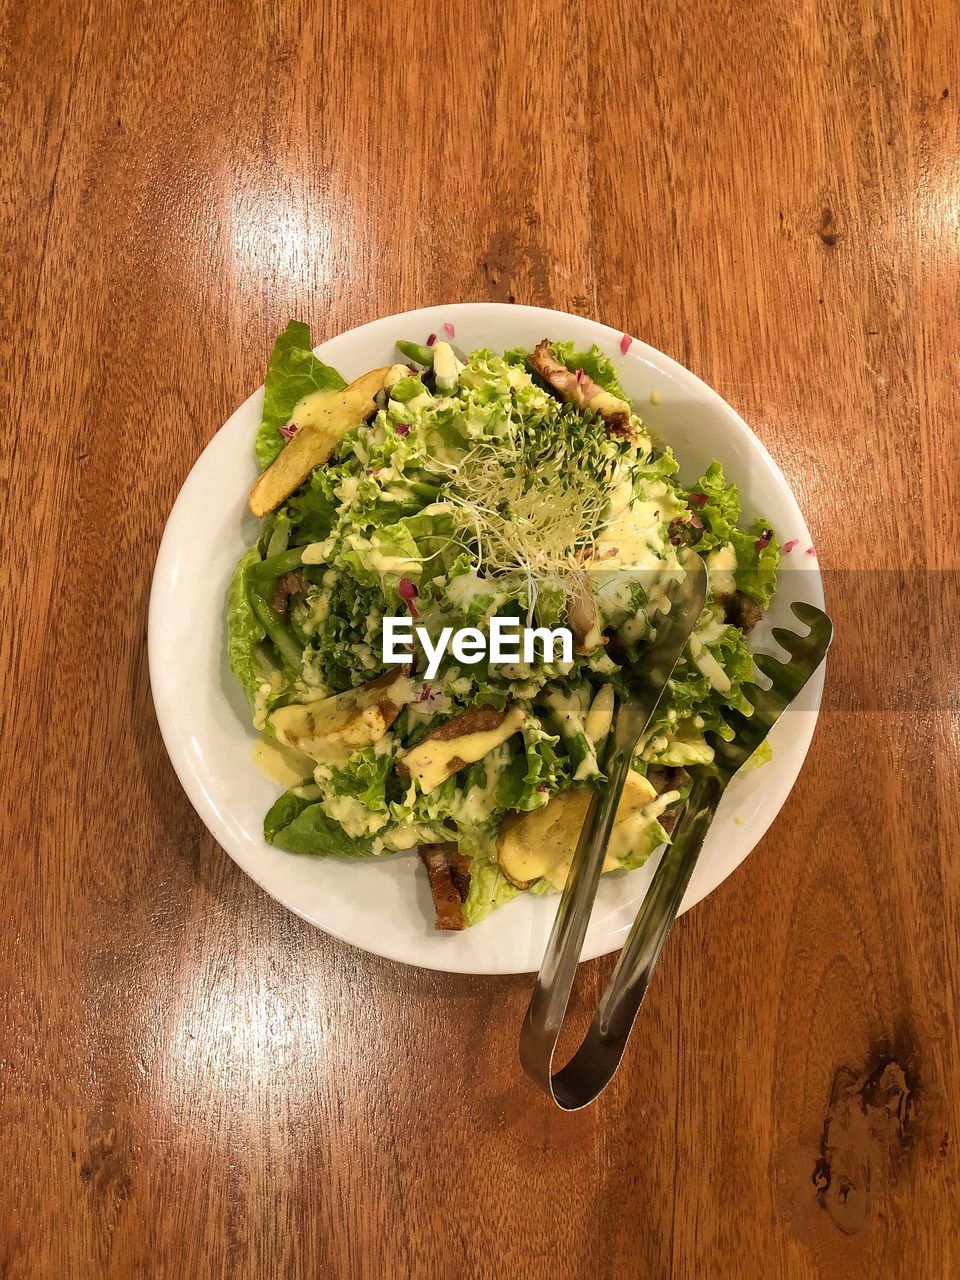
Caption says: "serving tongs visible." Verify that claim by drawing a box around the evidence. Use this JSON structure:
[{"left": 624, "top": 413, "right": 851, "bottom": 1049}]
[{"left": 521, "top": 559, "right": 833, "bottom": 1110}]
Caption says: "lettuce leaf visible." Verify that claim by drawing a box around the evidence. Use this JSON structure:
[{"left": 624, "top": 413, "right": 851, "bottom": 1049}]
[
  {"left": 492, "top": 718, "right": 563, "bottom": 812},
  {"left": 226, "top": 544, "right": 265, "bottom": 705},
  {"left": 285, "top": 465, "right": 340, "bottom": 544},
  {"left": 264, "top": 791, "right": 376, "bottom": 856},
  {"left": 461, "top": 850, "right": 520, "bottom": 926},
  {"left": 740, "top": 737, "right": 773, "bottom": 774},
  {"left": 691, "top": 461, "right": 740, "bottom": 548},
  {"left": 549, "top": 341, "right": 627, "bottom": 400},
  {"left": 255, "top": 320, "right": 346, "bottom": 470},
  {"left": 320, "top": 747, "right": 392, "bottom": 812},
  {"left": 691, "top": 463, "right": 780, "bottom": 605},
  {"left": 731, "top": 520, "right": 780, "bottom": 608},
  {"left": 619, "top": 819, "right": 669, "bottom": 869}
]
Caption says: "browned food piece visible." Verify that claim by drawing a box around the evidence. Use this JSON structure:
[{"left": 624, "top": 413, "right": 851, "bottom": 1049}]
[
  {"left": 419, "top": 843, "right": 472, "bottom": 931},
  {"left": 645, "top": 765, "right": 693, "bottom": 793},
  {"left": 269, "top": 570, "right": 307, "bottom": 616},
  {"left": 566, "top": 572, "right": 606, "bottom": 655},
  {"left": 249, "top": 366, "right": 394, "bottom": 517},
  {"left": 397, "top": 705, "right": 527, "bottom": 794},
  {"left": 269, "top": 665, "right": 411, "bottom": 763},
  {"left": 529, "top": 339, "right": 633, "bottom": 436},
  {"left": 722, "top": 589, "right": 763, "bottom": 635},
  {"left": 659, "top": 809, "right": 680, "bottom": 836},
  {"left": 645, "top": 765, "right": 691, "bottom": 836}
]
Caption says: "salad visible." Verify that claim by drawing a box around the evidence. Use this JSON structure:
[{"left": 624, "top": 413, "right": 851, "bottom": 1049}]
[{"left": 226, "top": 321, "right": 780, "bottom": 931}]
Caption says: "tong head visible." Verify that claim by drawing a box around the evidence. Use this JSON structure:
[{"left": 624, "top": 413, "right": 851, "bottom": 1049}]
[
  {"left": 711, "top": 601, "right": 833, "bottom": 778},
  {"left": 521, "top": 597, "right": 833, "bottom": 1110}
]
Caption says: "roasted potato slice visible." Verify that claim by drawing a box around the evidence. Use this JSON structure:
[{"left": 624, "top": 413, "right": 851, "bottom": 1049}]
[
  {"left": 397, "top": 705, "right": 527, "bottom": 795},
  {"left": 496, "top": 771, "right": 658, "bottom": 889},
  {"left": 269, "top": 667, "right": 411, "bottom": 764},
  {"left": 249, "top": 366, "right": 394, "bottom": 517}
]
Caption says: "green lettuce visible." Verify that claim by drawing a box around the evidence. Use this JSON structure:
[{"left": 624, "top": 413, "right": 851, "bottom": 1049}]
[
  {"left": 461, "top": 848, "right": 520, "bottom": 926},
  {"left": 740, "top": 738, "right": 774, "bottom": 774},
  {"left": 285, "top": 466, "right": 340, "bottom": 544},
  {"left": 319, "top": 747, "right": 392, "bottom": 812},
  {"left": 255, "top": 320, "right": 345, "bottom": 470},
  {"left": 619, "top": 818, "right": 670, "bottom": 869},
  {"left": 691, "top": 460, "right": 741, "bottom": 547},
  {"left": 226, "top": 544, "right": 265, "bottom": 705},
  {"left": 264, "top": 791, "right": 375, "bottom": 857},
  {"left": 691, "top": 462, "right": 780, "bottom": 606},
  {"left": 491, "top": 718, "right": 563, "bottom": 812},
  {"left": 549, "top": 341, "right": 627, "bottom": 399},
  {"left": 731, "top": 520, "right": 780, "bottom": 608}
]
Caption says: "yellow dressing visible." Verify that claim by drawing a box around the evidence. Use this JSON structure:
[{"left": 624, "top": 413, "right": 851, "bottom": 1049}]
[
  {"left": 251, "top": 737, "right": 315, "bottom": 787},
  {"left": 706, "top": 543, "right": 737, "bottom": 598},
  {"left": 400, "top": 706, "right": 527, "bottom": 794},
  {"left": 584, "top": 684, "right": 615, "bottom": 744}
]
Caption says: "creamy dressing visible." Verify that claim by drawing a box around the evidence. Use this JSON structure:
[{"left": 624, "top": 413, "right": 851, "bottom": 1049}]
[
  {"left": 432, "top": 342, "right": 465, "bottom": 390},
  {"left": 370, "top": 552, "right": 421, "bottom": 573},
  {"left": 543, "top": 685, "right": 589, "bottom": 734},
  {"left": 694, "top": 610, "right": 728, "bottom": 646},
  {"left": 596, "top": 482, "right": 673, "bottom": 572},
  {"left": 587, "top": 389, "right": 631, "bottom": 417},
  {"left": 345, "top": 531, "right": 421, "bottom": 576},
  {"left": 336, "top": 475, "right": 360, "bottom": 504},
  {"left": 690, "top": 636, "right": 731, "bottom": 694},
  {"left": 640, "top": 788, "right": 681, "bottom": 821},
  {"left": 446, "top": 571, "right": 500, "bottom": 613},
  {"left": 706, "top": 543, "right": 737, "bottom": 598},
  {"left": 324, "top": 793, "right": 390, "bottom": 839},
  {"left": 584, "top": 684, "right": 615, "bottom": 744},
  {"left": 251, "top": 737, "right": 315, "bottom": 786},
  {"left": 301, "top": 539, "right": 333, "bottom": 566},
  {"left": 400, "top": 706, "right": 527, "bottom": 794},
  {"left": 541, "top": 686, "right": 604, "bottom": 782},
  {"left": 253, "top": 680, "right": 273, "bottom": 732},
  {"left": 454, "top": 750, "right": 506, "bottom": 826},
  {"left": 289, "top": 387, "right": 337, "bottom": 428}
]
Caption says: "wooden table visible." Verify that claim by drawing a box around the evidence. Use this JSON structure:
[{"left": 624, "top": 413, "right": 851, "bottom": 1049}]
[{"left": 4, "top": 1, "right": 958, "bottom": 1275}]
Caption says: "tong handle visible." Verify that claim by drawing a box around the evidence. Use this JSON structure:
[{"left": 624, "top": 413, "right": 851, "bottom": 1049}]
[
  {"left": 519, "top": 712, "right": 637, "bottom": 1092},
  {"left": 520, "top": 770, "right": 721, "bottom": 1110}
]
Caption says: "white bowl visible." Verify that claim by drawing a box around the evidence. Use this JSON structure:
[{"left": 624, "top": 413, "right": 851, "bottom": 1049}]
[{"left": 148, "top": 303, "right": 826, "bottom": 974}]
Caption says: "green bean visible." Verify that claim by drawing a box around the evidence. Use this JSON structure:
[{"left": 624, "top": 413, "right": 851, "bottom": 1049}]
[
  {"left": 396, "top": 339, "right": 434, "bottom": 367},
  {"left": 249, "top": 591, "right": 304, "bottom": 669},
  {"left": 287, "top": 601, "right": 311, "bottom": 648},
  {"left": 540, "top": 692, "right": 601, "bottom": 780},
  {"left": 266, "top": 513, "right": 291, "bottom": 557},
  {"left": 409, "top": 480, "right": 441, "bottom": 500},
  {"left": 248, "top": 547, "right": 304, "bottom": 589}
]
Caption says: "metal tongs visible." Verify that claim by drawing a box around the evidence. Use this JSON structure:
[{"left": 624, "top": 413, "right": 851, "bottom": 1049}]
[{"left": 521, "top": 552, "right": 833, "bottom": 1109}]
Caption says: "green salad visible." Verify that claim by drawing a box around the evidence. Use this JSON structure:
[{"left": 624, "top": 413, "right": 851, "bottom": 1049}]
[{"left": 226, "top": 321, "right": 780, "bottom": 930}]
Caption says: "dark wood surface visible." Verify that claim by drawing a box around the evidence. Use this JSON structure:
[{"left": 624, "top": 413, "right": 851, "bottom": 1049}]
[{"left": 3, "top": 1, "right": 959, "bottom": 1275}]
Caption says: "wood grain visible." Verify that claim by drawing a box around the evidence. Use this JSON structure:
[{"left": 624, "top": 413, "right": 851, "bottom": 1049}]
[{"left": 2, "top": 0, "right": 958, "bottom": 1275}]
